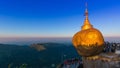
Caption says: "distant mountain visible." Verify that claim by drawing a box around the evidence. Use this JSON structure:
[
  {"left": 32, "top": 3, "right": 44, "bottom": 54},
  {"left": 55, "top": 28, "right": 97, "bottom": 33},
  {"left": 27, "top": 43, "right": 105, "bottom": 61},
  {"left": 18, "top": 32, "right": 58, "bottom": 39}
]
[
  {"left": 0, "top": 43, "right": 80, "bottom": 68},
  {"left": 30, "top": 44, "right": 46, "bottom": 51}
]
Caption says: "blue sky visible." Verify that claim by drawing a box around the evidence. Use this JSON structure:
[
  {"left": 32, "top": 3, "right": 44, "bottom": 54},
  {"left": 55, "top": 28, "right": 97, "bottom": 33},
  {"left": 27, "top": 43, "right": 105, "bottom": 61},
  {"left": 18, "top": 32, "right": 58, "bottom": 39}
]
[{"left": 0, "top": 0, "right": 120, "bottom": 38}]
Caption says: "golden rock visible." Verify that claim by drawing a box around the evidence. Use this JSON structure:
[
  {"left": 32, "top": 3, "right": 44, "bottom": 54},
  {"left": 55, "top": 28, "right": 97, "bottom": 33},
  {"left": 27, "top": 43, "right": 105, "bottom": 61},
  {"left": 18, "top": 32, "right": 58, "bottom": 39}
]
[{"left": 72, "top": 7, "right": 104, "bottom": 57}]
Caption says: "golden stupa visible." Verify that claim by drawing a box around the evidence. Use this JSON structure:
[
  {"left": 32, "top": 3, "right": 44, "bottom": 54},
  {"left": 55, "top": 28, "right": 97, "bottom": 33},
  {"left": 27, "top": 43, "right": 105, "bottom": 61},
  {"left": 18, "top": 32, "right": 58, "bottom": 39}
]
[{"left": 72, "top": 6, "right": 104, "bottom": 57}]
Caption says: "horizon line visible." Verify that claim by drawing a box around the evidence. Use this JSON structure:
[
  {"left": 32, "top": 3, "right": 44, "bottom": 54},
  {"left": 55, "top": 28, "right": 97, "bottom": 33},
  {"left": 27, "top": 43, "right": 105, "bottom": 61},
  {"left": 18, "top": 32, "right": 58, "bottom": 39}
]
[{"left": 0, "top": 36, "right": 120, "bottom": 38}]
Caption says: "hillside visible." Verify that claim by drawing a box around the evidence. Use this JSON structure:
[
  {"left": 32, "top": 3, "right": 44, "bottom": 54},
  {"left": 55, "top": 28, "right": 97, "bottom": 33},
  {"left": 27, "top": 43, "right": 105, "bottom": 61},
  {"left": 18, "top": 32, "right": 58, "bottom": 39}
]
[{"left": 0, "top": 43, "right": 80, "bottom": 68}]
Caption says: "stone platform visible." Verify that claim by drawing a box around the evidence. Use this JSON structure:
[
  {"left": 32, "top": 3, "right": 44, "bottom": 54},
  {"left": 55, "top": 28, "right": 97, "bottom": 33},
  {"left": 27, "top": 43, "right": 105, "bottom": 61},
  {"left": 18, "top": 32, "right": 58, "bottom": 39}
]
[{"left": 83, "top": 53, "right": 120, "bottom": 68}]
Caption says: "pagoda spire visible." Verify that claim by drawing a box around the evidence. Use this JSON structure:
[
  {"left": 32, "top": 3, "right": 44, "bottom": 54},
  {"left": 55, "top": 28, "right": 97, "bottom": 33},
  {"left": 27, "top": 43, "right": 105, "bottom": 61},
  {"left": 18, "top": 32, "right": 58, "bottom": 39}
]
[
  {"left": 85, "top": 2, "right": 88, "bottom": 17},
  {"left": 81, "top": 2, "right": 93, "bottom": 30}
]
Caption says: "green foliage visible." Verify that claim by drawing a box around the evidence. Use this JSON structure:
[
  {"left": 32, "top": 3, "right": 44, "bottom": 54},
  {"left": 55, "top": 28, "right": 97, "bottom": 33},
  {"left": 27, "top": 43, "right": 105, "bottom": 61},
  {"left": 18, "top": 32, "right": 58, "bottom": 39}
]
[
  {"left": 19, "top": 64, "right": 27, "bottom": 68},
  {"left": 0, "top": 43, "right": 79, "bottom": 68}
]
